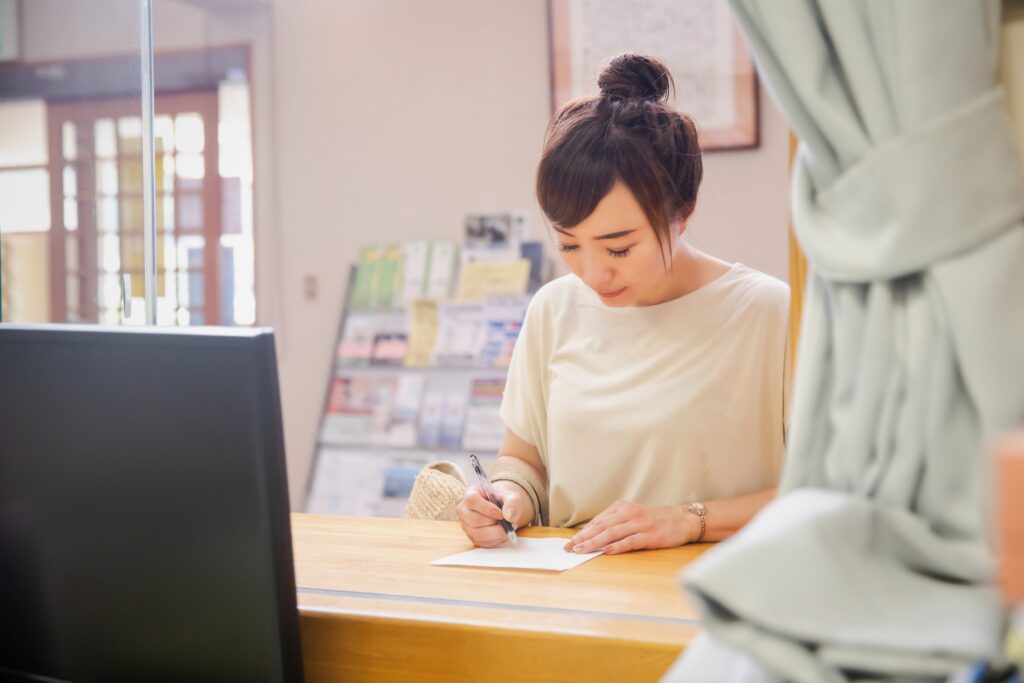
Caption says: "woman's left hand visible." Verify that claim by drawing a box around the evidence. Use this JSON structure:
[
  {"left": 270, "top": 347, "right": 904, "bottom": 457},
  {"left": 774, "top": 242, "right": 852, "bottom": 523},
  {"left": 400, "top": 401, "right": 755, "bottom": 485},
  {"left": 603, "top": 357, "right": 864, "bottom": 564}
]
[{"left": 564, "top": 500, "right": 697, "bottom": 555}]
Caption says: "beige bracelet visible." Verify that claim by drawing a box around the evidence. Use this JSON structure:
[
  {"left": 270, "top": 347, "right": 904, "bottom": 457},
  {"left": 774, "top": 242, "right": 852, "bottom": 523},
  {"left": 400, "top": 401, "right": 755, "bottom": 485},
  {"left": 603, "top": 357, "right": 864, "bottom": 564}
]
[{"left": 490, "top": 468, "right": 548, "bottom": 527}]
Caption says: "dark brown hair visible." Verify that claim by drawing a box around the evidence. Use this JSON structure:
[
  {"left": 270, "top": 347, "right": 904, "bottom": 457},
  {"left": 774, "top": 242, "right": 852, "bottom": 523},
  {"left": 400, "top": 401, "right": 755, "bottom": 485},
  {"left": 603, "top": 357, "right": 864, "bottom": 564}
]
[{"left": 536, "top": 54, "right": 703, "bottom": 262}]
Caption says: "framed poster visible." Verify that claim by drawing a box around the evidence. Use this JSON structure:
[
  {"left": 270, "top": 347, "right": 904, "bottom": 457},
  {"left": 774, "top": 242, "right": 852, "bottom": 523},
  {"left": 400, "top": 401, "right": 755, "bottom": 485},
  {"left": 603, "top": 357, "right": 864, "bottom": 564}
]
[{"left": 549, "top": 0, "right": 759, "bottom": 151}]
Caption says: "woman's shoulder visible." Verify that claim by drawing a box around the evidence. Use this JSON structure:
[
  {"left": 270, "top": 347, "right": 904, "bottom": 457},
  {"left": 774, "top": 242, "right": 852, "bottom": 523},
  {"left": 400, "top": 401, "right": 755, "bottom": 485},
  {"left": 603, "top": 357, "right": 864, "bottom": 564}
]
[
  {"left": 529, "top": 273, "right": 588, "bottom": 313},
  {"left": 718, "top": 264, "right": 790, "bottom": 319}
]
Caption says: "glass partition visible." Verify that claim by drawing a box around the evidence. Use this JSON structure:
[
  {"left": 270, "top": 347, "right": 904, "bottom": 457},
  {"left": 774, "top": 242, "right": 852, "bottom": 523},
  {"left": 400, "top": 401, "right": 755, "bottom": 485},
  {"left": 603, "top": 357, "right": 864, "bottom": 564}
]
[
  {"left": 0, "top": 0, "right": 153, "bottom": 325},
  {"left": 144, "top": 0, "right": 259, "bottom": 327}
]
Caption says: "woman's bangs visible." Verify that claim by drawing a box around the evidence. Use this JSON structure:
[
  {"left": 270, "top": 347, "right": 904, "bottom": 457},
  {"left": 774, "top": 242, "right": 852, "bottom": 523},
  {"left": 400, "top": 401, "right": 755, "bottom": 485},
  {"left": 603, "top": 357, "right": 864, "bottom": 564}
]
[{"left": 538, "top": 129, "right": 618, "bottom": 230}]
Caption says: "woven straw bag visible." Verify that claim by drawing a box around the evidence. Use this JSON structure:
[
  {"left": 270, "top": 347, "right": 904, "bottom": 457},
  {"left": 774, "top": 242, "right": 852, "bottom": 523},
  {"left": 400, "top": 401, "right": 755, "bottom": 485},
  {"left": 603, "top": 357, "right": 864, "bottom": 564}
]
[{"left": 403, "top": 460, "right": 468, "bottom": 521}]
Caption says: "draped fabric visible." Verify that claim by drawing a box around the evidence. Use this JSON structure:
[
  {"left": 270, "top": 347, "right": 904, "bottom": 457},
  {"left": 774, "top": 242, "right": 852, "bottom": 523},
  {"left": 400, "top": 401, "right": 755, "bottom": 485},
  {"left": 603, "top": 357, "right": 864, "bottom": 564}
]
[{"left": 666, "top": 1, "right": 1024, "bottom": 680}]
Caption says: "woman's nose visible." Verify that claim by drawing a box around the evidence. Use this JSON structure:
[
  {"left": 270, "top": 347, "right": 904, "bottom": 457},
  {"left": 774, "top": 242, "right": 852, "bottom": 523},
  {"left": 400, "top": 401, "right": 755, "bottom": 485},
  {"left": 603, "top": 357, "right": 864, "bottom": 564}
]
[{"left": 582, "top": 252, "right": 613, "bottom": 289}]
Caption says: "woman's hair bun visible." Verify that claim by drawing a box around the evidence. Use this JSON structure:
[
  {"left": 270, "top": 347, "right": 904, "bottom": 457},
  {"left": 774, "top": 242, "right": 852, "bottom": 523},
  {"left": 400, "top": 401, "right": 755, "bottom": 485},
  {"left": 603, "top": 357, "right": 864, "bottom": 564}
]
[{"left": 597, "top": 54, "right": 674, "bottom": 103}]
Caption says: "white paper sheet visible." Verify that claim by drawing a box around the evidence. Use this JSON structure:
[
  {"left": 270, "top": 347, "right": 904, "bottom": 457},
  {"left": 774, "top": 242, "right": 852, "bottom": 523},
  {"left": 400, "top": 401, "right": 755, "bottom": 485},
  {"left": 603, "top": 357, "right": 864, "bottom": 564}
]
[{"left": 431, "top": 538, "right": 602, "bottom": 572}]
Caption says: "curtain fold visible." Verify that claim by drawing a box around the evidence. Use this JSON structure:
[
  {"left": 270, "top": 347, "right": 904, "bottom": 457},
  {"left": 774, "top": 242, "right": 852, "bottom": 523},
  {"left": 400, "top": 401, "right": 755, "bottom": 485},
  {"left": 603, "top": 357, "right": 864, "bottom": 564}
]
[{"left": 665, "top": 2, "right": 1024, "bottom": 681}]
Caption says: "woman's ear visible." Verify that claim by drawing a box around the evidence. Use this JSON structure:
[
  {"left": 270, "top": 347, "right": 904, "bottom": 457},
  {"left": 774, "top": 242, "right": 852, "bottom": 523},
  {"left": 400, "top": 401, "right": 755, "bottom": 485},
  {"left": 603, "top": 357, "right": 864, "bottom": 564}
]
[{"left": 677, "top": 218, "right": 690, "bottom": 237}]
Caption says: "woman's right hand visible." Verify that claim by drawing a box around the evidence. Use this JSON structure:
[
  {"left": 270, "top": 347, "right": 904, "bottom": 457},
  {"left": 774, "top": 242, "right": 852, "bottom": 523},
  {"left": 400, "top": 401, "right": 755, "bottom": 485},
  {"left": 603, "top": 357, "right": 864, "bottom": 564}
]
[{"left": 456, "top": 482, "right": 533, "bottom": 548}]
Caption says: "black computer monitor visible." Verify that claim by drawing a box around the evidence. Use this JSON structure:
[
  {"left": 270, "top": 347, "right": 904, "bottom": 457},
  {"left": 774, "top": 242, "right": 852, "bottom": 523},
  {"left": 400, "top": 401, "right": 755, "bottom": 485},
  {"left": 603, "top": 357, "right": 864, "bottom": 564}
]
[{"left": 0, "top": 324, "right": 303, "bottom": 683}]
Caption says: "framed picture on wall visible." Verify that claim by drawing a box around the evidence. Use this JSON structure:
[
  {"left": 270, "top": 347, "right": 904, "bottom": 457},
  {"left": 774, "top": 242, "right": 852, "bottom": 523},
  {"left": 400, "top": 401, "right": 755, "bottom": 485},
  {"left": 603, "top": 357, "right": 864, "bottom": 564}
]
[{"left": 548, "top": 0, "right": 759, "bottom": 151}]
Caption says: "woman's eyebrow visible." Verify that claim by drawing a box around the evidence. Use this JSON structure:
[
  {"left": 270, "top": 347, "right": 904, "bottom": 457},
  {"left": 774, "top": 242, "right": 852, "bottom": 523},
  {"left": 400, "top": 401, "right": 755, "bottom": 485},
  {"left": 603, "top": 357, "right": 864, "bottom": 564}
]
[
  {"left": 553, "top": 227, "right": 637, "bottom": 240},
  {"left": 595, "top": 229, "right": 637, "bottom": 240}
]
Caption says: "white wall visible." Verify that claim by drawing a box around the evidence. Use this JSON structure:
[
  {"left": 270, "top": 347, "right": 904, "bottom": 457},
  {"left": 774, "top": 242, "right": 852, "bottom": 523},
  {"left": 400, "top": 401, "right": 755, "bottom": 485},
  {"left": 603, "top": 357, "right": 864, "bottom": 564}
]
[
  {"left": 268, "top": 0, "right": 556, "bottom": 508},
  {"left": 16, "top": 0, "right": 791, "bottom": 509},
  {"left": 690, "top": 89, "right": 790, "bottom": 280}
]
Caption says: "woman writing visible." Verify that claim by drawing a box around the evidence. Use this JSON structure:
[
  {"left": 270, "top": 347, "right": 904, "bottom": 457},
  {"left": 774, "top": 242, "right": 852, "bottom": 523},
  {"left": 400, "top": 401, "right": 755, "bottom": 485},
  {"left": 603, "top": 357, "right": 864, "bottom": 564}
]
[{"left": 457, "top": 54, "right": 788, "bottom": 555}]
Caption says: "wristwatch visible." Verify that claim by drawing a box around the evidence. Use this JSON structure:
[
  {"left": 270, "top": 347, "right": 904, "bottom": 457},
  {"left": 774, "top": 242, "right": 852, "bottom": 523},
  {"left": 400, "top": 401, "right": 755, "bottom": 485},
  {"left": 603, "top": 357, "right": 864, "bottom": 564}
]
[{"left": 686, "top": 502, "right": 706, "bottom": 543}]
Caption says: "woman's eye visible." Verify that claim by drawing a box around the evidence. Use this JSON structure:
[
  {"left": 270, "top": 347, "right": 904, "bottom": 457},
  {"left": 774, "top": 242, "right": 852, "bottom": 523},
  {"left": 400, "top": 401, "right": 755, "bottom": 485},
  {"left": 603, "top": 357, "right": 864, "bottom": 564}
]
[
  {"left": 608, "top": 247, "right": 631, "bottom": 258},
  {"left": 558, "top": 243, "right": 579, "bottom": 253}
]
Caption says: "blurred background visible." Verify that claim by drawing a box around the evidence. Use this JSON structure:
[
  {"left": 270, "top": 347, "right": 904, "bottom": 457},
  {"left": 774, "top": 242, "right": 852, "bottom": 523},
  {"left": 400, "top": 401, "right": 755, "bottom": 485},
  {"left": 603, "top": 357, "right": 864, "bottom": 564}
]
[{"left": 0, "top": 0, "right": 807, "bottom": 512}]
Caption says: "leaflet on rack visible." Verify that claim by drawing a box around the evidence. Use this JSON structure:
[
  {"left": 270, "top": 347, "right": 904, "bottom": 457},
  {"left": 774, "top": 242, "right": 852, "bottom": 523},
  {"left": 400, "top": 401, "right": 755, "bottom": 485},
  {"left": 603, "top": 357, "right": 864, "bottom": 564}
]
[{"left": 432, "top": 301, "right": 486, "bottom": 367}]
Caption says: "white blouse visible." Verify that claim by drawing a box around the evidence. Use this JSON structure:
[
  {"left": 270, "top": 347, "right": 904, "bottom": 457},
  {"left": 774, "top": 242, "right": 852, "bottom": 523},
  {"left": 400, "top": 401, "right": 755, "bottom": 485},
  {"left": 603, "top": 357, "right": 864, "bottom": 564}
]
[{"left": 500, "top": 264, "right": 790, "bottom": 528}]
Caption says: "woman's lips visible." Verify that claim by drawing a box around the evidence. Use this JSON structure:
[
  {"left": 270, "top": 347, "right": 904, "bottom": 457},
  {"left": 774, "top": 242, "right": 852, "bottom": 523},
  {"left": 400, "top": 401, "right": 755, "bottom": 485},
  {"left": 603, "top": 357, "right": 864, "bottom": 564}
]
[{"left": 599, "top": 287, "right": 626, "bottom": 299}]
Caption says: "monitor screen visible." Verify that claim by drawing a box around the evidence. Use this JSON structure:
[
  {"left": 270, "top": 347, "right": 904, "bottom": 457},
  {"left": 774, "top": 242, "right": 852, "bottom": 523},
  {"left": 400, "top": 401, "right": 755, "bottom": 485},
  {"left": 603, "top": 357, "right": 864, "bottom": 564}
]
[{"left": 0, "top": 325, "right": 303, "bottom": 683}]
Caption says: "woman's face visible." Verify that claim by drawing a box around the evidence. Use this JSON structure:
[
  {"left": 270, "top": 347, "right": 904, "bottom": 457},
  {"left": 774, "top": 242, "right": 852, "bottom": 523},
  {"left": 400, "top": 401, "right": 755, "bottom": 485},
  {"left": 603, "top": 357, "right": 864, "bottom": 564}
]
[{"left": 554, "top": 181, "right": 680, "bottom": 307}]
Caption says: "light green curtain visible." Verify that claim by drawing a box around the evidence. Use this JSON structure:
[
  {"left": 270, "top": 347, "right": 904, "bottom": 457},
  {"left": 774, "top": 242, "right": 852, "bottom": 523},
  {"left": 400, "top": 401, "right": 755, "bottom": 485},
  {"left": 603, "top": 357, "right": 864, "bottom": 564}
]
[{"left": 666, "top": 1, "right": 1024, "bottom": 681}]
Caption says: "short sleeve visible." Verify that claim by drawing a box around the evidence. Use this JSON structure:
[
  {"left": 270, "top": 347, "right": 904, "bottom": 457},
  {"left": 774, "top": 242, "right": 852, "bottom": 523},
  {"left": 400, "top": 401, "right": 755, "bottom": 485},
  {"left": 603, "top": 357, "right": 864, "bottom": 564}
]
[{"left": 499, "top": 286, "right": 553, "bottom": 463}]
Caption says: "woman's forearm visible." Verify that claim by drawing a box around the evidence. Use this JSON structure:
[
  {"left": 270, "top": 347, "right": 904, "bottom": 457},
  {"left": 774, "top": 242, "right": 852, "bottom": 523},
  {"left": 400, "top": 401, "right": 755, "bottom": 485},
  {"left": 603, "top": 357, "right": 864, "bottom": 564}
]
[
  {"left": 697, "top": 487, "right": 776, "bottom": 542},
  {"left": 492, "top": 454, "right": 544, "bottom": 479},
  {"left": 566, "top": 486, "right": 778, "bottom": 554}
]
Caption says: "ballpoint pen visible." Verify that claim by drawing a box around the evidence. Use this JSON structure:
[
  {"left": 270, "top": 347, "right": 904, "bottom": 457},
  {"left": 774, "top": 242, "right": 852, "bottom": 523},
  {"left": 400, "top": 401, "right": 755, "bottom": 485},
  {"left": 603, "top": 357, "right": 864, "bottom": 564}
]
[{"left": 469, "top": 454, "right": 518, "bottom": 546}]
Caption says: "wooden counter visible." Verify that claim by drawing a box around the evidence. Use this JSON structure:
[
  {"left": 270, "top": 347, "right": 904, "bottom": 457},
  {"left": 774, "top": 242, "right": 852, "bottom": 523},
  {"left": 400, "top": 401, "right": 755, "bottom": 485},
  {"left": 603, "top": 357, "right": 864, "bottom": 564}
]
[{"left": 291, "top": 514, "right": 707, "bottom": 682}]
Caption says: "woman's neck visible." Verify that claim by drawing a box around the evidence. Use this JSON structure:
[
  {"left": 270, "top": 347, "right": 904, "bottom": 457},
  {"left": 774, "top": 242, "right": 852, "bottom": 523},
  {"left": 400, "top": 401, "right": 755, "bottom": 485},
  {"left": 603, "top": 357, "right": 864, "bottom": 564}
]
[{"left": 636, "top": 241, "right": 732, "bottom": 306}]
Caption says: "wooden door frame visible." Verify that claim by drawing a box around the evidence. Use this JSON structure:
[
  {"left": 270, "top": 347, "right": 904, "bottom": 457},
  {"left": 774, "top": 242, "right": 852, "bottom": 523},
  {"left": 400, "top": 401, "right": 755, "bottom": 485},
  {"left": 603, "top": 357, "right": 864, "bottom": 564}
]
[
  {"left": 46, "top": 91, "right": 222, "bottom": 324},
  {"left": 788, "top": 132, "right": 807, "bottom": 376}
]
